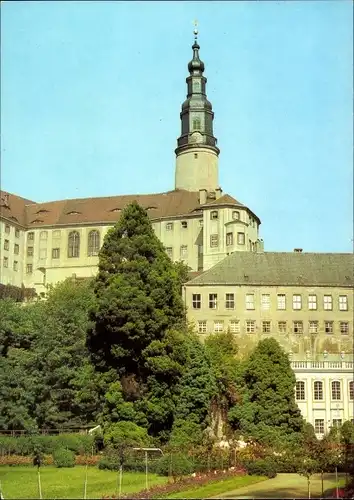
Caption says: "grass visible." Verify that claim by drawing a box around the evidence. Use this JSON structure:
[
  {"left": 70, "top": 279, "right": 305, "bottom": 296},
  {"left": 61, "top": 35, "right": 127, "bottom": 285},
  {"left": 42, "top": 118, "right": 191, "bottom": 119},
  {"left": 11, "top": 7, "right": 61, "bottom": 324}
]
[
  {"left": 164, "top": 475, "right": 267, "bottom": 499},
  {"left": 0, "top": 466, "right": 167, "bottom": 499}
]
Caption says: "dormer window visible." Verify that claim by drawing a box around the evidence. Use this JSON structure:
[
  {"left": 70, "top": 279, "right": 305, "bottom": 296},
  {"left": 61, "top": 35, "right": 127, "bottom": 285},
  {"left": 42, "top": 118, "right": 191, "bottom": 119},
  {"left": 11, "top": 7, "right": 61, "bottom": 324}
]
[
  {"left": 146, "top": 206, "right": 157, "bottom": 211},
  {"left": 31, "top": 219, "right": 44, "bottom": 224},
  {"left": 181, "top": 221, "right": 188, "bottom": 229},
  {"left": 110, "top": 208, "right": 121, "bottom": 213},
  {"left": 232, "top": 211, "right": 240, "bottom": 221},
  {"left": 36, "top": 209, "right": 49, "bottom": 214},
  {"left": 166, "top": 222, "right": 173, "bottom": 231},
  {"left": 67, "top": 211, "right": 81, "bottom": 215},
  {"left": 210, "top": 210, "right": 218, "bottom": 220}
]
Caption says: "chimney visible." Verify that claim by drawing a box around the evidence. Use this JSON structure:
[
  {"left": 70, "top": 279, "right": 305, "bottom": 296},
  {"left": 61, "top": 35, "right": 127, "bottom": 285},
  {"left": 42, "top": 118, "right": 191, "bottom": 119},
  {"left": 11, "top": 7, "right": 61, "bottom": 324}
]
[
  {"left": 199, "top": 189, "right": 207, "bottom": 205},
  {"left": 294, "top": 248, "right": 303, "bottom": 253},
  {"left": 215, "top": 187, "right": 223, "bottom": 199}
]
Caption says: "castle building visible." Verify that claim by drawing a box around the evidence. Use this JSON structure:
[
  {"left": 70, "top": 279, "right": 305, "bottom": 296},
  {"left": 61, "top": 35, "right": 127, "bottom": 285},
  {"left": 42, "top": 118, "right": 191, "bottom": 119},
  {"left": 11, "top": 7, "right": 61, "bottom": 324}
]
[
  {"left": 1, "top": 32, "right": 353, "bottom": 434},
  {"left": 0, "top": 32, "right": 262, "bottom": 296}
]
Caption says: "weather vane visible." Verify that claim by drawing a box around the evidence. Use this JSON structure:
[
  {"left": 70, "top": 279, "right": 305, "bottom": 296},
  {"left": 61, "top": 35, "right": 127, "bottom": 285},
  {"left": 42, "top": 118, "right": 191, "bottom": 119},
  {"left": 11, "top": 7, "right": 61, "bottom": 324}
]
[{"left": 193, "top": 19, "right": 198, "bottom": 41}]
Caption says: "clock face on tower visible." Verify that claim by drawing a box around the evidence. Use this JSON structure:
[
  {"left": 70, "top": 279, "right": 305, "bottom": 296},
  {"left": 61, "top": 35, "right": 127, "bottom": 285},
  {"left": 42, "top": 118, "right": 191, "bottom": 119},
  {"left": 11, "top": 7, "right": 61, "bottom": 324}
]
[{"left": 190, "top": 131, "right": 203, "bottom": 144}]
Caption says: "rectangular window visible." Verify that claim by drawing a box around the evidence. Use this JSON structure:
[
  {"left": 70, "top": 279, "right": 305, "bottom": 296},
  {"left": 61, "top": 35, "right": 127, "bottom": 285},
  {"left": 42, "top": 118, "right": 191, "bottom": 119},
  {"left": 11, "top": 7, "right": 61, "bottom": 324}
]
[
  {"left": 232, "top": 211, "right": 240, "bottom": 220},
  {"left": 39, "top": 248, "right": 47, "bottom": 259},
  {"left": 314, "top": 419, "right": 325, "bottom": 434},
  {"left": 226, "top": 232, "right": 233, "bottom": 246},
  {"left": 166, "top": 222, "right": 173, "bottom": 231},
  {"left": 14, "top": 244, "right": 19, "bottom": 255},
  {"left": 340, "top": 322, "right": 349, "bottom": 335},
  {"left": 197, "top": 244, "right": 203, "bottom": 255},
  {"left": 237, "top": 232, "right": 245, "bottom": 245},
  {"left": 325, "top": 321, "right": 333, "bottom": 334},
  {"left": 13, "top": 260, "right": 18, "bottom": 271},
  {"left": 349, "top": 381, "right": 354, "bottom": 400},
  {"left": 296, "top": 381, "right": 305, "bottom": 401},
  {"left": 277, "top": 294, "right": 286, "bottom": 310},
  {"left": 246, "top": 320, "right": 256, "bottom": 333},
  {"left": 26, "top": 264, "right": 33, "bottom": 274},
  {"left": 309, "top": 321, "right": 318, "bottom": 334},
  {"left": 293, "top": 321, "right": 303, "bottom": 334},
  {"left": 225, "top": 293, "right": 235, "bottom": 309},
  {"left": 52, "top": 248, "right": 60, "bottom": 259},
  {"left": 192, "top": 294, "right": 201, "bottom": 309},
  {"left": 166, "top": 247, "right": 173, "bottom": 259},
  {"left": 40, "top": 231, "right": 48, "bottom": 240},
  {"left": 53, "top": 230, "right": 61, "bottom": 239},
  {"left": 332, "top": 381, "right": 341, "bottom": 400},
  {"left": 198, "top": 320, "right": 207, "bottom": 334},
  {"left": 332, "top": 419, "right": 342, "bottom": 428},
  {"left": 278, "top": 321, "right": 287, "bottom": 333},
  {"left": 214, "top": 320, "right": 224, "bottom": 333},
  {"left": 209, "top": 293, "right": 217, "bottom": 309},
  {"left": 15, "top": 228, "right": 20, "bottom": 238},
  {"left": 293, "top": 294, "right": 302, "bottom": 310},
  {"left": 210, "top": 234, "right": 219, "bottom": 247},
  {"left": 261, "top": 294, "right": 270, "bottom": 310},
  {"left": 210, "top": 210, "right": 218, "bottom": 220},
  {"left": 262, "top": 321, "right": 271, "bottom": 333},
  {"left": 181, "top": 221, "right": 188, "bottom": 229},
  {"left": 4, "top": 239, "right": 9, "bottom": 251},
  {"left": 245, "top": 293, "right": 255, "bottom": 310},
  {"left": 314, "top": 381, "right": 323, "bottom": 400},
  {"left": 5, "top": 224, "right": 10, "bottom": 234},
  {"left": 339, "top": 295, "right": 348, "bottom": 311},
  {"left": 229, "top": 320, "right": 240, "bottom": 333},
  {"left": 324, "top": 295, "right": 333, "bottom": 310},
  {"left": 27, "top": 232, "right": 34, "bottom": 241},
  {"left": 3, "top": 256, "right": 8, "bottom": 268},
  {"left": 308, "top": 294, "right": 317, "bottom": 310},
  {"left": 27, "top": 246, "right": 34, "bottom": 257},
  {"left": 180, "top": 245, "right": 188, "bottom": 258}
]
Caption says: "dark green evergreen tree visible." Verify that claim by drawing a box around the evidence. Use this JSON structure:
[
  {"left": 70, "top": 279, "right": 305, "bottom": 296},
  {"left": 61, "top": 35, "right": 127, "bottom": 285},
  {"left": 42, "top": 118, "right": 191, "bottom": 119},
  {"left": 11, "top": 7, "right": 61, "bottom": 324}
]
[
  {"left": 87, "top": 201, "right": 186, "bottom": 378},
  {"left": 228, "top": 338, "right": 304, "bottom": 446}
]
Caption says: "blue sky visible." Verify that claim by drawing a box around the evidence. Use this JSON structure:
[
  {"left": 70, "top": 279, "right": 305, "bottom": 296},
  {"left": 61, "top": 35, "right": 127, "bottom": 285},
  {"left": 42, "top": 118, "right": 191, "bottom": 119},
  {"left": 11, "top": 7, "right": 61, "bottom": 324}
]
[{"left": 1, "top": 1, "right": 353, "bottom": 252}]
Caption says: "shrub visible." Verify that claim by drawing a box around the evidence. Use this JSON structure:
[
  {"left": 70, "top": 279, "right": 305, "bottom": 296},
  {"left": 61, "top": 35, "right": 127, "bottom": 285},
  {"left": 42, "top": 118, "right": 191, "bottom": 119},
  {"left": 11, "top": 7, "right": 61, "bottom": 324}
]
[
  {"left": 53, "top": 448, "right": 75, "bottom": 468},
  {"left": 155, "top": 453, "right": 194, "bottom": 481},
  {"left": 244, "top": 458, "right": 277, "bottom": 478},
  {"left": 0, "top": 434, "right": 94, "bottom": 457}
]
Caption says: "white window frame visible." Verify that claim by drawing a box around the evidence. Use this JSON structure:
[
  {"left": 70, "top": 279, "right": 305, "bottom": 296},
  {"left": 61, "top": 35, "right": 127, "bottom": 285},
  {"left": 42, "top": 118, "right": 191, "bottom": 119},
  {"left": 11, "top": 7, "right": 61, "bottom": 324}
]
[
  {"left": 313, "top": 381, "right": 324, "bottom": 400},
  {"left": 237, "top": 232, "right": 245, "bottom": 245},
  {"left": 277, "top": 294, "right": 286, "bottom": 310},
  {"left": 214, "top": 320, "right": 224, "bottom": 333},
  {"left": 314, "top": 419, "right": 324, "bottom": 434},
  {"left": 339, "top": 295, "right": 348, "bottom": 311},
  {"left": 225, "top": 293, "right": 235, "bottom": 310},
  {"left": 308, "top": 294, "right": 317, "bottom": 310},
  {"left": 292, "top": 294, "right": 302, "bottom": 310},
  {"left": 349, "top": 381, "right": 354, "bottom": 400},
  {"left": 278, "top": 321, "right": 287, "bottom": 333},
  {"left": 210, "top": 234, "right": 219, "bottom": 248},
  {"left": 232, "top": 211, "right": 240, "bottom": 220},
  {"left": 246, "top": 320, "right": 256, "bottom": 333},
  {"left": 331, "top": 380, "right": 341, "bottom": 400},
  {"left": 197, "top": 321, "right": 207, "bottom": 334},
  {"left": 261, "top": 294, "right": 270, "bottom": 311},
  {"left": 166, "top": 222, "right": 173, "bottom": 231},
  {"left": 180, "top": 245, "right": 188, "bottom": 258},
  {"left": 226, "top": 232, "right": 233, "bottom": 246},
  {"left": 325, "top": 321, "right": 333, "bottom": 334},
  {"left": 245, "top": 294, "right": 255, "bottom": 310},
  {"left": 166, "top": 247, "right": 173, "bottom": 258},
  {"left": 262, "top": 321, "right": 271, "bottom": 333},
  {"left": 340, "top": 322, "right": 349, "bottom": 335},
  {"left": 192, "top": 294, "right": 201, "bottom": 309},
  {"left": 229, "top": 320, "right": 240, "bottom": 333},
  {"left": 296, "top": 381, "right": 305, "bottom": 401},
  {"left": 309, "top": 321, "right": 318, "bottom": 334},
  {"left": 323, "top": 295, "right": 333, "bottom": 311},
  {"left": 293, "top": 321, "right": 303, "bottom": 334},
  {"left": 209, "top": 293, "right": 217, "bottom": 309}
]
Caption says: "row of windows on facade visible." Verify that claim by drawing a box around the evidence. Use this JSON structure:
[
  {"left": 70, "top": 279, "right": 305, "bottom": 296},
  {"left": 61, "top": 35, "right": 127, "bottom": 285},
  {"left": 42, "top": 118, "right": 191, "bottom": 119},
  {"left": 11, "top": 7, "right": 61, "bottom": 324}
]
[
  {"left": 3, "top": 224, "right": 20, "bottom": 238},
  {"left": 192, "top": 293, "right": 349, "bottom": 311},
  {"left": 24, "top": 230, "right": 100, "bottom": 260},
  {"left": 164, "top": 211, "right": 255, "bottom": 228},
  {"left": 295, "top": 380, "right": 353, "bottom": 402},
  {"left": 314, "top": 419, "right": 353, "bottom": 435},
  {"left": 196, "top": 319, "right": 350, "bottom": 335},
  {"left": 3, "top": 240, "right": 20, "bottom": 254}
]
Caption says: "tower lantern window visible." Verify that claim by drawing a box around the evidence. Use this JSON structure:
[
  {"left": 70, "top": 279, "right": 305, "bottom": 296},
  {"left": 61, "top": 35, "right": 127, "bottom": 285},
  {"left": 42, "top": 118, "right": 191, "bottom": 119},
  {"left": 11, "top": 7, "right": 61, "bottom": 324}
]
[{"left": 192, "top": 118, "right": 201, "bottom": 131}]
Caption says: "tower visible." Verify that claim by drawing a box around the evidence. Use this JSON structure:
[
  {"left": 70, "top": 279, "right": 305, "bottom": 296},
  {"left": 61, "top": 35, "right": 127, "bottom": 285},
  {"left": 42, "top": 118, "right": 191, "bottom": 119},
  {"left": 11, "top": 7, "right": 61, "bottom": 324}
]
[{"left": 175, "top": 26, "right": 220, "bottom": 192}]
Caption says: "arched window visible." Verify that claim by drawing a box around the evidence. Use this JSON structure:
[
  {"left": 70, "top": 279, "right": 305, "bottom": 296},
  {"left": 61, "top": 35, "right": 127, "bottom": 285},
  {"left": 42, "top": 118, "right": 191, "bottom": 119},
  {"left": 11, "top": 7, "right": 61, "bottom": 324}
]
[
  {"left": 295, "top": 381, "right": 305, "bottom": 400},
  {"left": 313, "top": 381, "right": 323, "bottom": 400},
  {"left": 192, "top": 118, "right": 201, "bottom": 131},
  {"left": 331, "top": 381, "right": 341, "bottom": 400},
  {"left": 88, "top": 230, "right": 100, "bottom": 256},
  {"left": 68, "top": 231, "right": 80, "bottom": 258},
  {"left": 349, "top": 381, "right": 354, "bottom": 400}
]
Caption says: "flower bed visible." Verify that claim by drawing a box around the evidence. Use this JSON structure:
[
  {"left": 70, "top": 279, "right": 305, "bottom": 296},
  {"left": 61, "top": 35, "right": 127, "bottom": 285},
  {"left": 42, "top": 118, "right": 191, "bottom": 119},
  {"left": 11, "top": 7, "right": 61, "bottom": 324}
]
[{"left": 102, "top": 467, "right": 247, "bottom": 499}]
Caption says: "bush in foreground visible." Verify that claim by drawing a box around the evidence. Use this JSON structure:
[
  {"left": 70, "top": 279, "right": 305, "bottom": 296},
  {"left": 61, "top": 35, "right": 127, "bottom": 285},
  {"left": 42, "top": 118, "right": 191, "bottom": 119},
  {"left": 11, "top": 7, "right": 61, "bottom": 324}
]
[{"left": 53, "top": 448, "right": 75, "bottom": 468}]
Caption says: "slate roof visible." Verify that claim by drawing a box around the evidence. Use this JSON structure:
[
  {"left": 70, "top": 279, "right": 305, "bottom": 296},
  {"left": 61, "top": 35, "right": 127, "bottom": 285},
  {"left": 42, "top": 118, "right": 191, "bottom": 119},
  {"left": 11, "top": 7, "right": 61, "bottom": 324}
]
[
  {"left": 186, "top": 252, "right": 354, "bottom": 287},
  {"left": 1, "top": 189, "right": 257, "bottom": 229}
]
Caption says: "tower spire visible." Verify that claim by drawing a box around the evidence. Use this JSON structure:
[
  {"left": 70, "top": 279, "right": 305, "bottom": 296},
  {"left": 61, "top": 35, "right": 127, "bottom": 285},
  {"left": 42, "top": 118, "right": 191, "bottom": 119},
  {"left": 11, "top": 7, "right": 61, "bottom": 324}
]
[{"left": 174, "top": 25, "right": 220, "bottom": 192}]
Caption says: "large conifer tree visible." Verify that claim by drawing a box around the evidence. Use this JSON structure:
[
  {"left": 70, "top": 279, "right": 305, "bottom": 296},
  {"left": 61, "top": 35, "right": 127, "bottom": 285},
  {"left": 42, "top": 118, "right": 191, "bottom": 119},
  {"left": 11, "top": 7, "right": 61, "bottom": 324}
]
[{"left": 87, "top": 202, "right": 187, "bottom": 378}]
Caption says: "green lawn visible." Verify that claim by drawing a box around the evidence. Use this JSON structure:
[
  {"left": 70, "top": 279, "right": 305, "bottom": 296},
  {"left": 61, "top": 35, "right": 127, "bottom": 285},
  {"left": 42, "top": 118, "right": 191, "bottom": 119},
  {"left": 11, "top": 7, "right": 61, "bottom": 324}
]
[
  {"left": 0, "top": 466, "right": 167, "bottom": 499},
  {"left": 164, "top": 475, "right": 267, "bottom": 499}
]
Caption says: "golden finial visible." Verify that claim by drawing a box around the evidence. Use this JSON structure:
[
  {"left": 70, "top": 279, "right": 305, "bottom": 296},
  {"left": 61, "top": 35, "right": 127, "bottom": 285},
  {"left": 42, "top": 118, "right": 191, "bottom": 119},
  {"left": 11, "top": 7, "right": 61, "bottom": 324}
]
[{"left": 193, "top": 19, "right": 198, "bottom": 41}]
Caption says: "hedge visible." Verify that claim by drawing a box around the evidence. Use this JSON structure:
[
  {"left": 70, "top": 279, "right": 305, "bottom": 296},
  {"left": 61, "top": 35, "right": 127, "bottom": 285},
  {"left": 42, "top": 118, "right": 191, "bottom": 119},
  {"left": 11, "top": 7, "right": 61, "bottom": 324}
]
[{"left": 0, "top": 434, "right": 95, "bottom": 456}]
